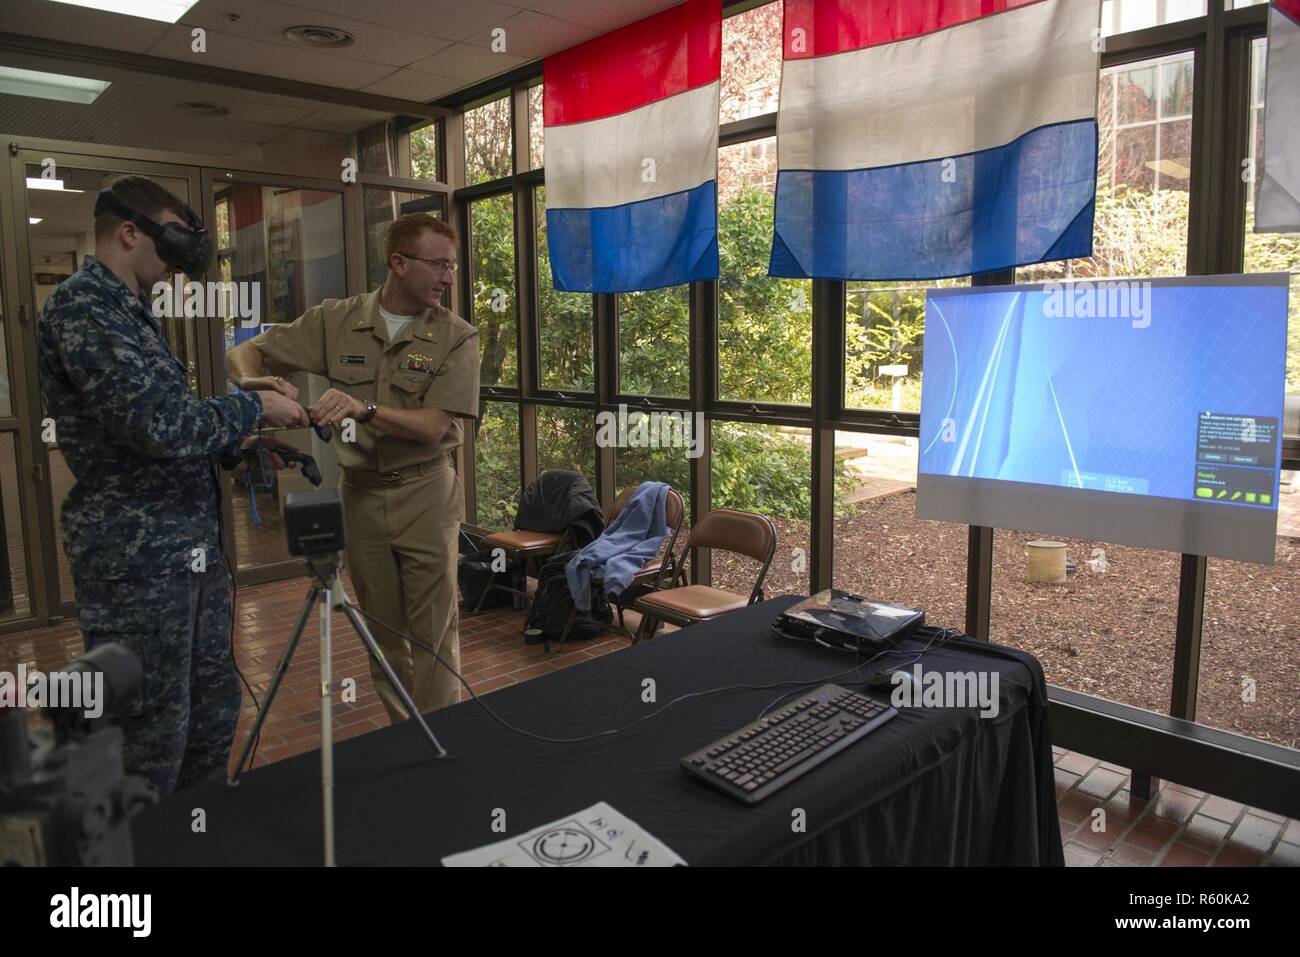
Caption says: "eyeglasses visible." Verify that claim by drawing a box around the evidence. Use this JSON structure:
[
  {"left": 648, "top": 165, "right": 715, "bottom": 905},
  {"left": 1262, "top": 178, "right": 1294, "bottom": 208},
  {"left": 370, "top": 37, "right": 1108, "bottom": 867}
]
[{"left": 397, "top": 252, "right": 458, "bottom": 275}]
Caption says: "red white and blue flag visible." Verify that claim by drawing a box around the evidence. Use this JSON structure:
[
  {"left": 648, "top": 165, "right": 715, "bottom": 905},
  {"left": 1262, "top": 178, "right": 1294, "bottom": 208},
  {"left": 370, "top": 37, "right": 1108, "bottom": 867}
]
[
  {"left": 1256, "top": 0, "right": 1300, "bottom": 232},
  {"left": 769, "top": 0, "right": 1101, "bottom": 281},
  {"left": 543, "top": 0, "right": 721, "bottom": 292}
]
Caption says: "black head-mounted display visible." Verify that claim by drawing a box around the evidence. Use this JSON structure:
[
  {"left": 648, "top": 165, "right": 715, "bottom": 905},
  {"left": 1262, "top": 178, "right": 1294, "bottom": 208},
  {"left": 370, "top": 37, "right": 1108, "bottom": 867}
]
[{"left": 94, "top": 187, "right": 213, "bottom": 279}]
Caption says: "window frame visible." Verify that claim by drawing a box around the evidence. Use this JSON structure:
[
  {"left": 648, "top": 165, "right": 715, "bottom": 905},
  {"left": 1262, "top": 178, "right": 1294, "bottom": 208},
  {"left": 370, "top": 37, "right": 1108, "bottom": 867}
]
[{"left": 440, "top": 0, "right": 1297, "bottom": 810}]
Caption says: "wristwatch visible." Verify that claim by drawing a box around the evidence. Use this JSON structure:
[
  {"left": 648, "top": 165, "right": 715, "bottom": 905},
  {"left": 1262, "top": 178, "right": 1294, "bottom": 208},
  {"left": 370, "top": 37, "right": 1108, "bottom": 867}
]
[{"left": 357, "top": 400, "right": 378, "bottom": 424}]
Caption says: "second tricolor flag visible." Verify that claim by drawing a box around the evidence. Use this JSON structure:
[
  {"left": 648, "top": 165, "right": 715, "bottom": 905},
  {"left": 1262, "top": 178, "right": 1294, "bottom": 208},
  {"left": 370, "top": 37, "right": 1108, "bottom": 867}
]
[{"left": 769, "top": 0, "right": 1102, "bottom": 282}]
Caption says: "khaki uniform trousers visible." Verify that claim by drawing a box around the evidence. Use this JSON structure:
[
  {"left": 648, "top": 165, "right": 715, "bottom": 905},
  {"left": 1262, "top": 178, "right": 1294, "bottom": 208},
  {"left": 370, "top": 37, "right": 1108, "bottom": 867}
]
[{"left": 341, "top": 458, "right": 462, "bottom": 723}]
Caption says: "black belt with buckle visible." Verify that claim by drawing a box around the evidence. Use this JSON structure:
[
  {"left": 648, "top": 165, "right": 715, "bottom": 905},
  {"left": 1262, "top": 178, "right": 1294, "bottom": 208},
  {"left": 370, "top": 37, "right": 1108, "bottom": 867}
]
[{"left": 343, "top": 457, "right": 449, "bottom": 488}]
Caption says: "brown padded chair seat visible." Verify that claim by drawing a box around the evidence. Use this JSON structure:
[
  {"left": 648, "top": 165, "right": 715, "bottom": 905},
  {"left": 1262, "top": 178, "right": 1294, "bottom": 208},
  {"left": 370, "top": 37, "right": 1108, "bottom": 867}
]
[
  {"left": 483, "top": 529, "right": 563, "bottom": 553},
  {"left": 632, "top": 507, "right": 776, "bottom": 643},
  {"left": 635, "top": 584, "right": 749, "bottom": 621}
]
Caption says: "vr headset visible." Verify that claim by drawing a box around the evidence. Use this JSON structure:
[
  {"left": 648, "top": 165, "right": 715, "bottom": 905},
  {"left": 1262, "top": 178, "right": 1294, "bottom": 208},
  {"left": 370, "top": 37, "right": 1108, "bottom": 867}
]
[{"left": 94, "top": 187, "right": 212, "bottom": 279}]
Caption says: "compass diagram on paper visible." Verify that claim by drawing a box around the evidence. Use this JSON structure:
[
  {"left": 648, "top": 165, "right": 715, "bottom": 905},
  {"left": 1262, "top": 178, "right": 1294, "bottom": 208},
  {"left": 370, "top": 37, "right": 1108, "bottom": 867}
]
[
  {"left": 442, "top": 802, "right": 685, "bottom": 867},
  {"left": 521, "top": 822, "right": 610, "bottom": 866}
]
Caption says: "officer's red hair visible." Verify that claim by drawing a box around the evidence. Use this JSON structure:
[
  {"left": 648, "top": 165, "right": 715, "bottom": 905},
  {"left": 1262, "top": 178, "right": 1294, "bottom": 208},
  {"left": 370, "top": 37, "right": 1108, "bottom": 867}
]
[{"left": 386, "top": 213, "right": 458, "bottom": 262}]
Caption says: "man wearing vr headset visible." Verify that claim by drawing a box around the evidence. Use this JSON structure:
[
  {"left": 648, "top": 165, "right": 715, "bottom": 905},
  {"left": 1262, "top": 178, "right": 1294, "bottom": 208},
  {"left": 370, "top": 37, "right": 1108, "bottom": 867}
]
[{"left": 37, "top": 175, "right": 308, "bottom": 796}]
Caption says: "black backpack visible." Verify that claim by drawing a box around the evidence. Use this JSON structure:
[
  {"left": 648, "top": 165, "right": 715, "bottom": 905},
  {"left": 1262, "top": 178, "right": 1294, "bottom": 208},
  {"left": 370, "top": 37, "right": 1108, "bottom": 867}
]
[
  {"left": 457, "top": 548, "right": 523, "bottom": 611},
  {"left": 525, "top": 550, "right": 612, "bottom": 643}
]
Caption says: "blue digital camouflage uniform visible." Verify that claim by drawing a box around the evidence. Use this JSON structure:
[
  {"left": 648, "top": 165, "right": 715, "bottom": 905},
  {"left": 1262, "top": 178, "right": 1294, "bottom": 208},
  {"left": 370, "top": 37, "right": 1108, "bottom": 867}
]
[{"left": 37, "top": 255, "right": 263, "bottom": 796}]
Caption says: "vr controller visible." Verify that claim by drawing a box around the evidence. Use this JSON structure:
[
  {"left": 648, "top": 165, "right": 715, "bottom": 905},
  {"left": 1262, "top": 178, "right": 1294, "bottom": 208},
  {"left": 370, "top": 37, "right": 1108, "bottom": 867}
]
[
  {"left": 242, "top": 443, "right": 322, "bottom": 487},
  {"left": 278, "top": 446, "right": 323, "bottom": 486}
]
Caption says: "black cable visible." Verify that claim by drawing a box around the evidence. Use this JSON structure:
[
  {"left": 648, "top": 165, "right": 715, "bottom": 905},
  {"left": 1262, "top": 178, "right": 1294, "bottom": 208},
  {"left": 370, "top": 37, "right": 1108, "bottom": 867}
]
[
  {"left": 227, "top": 531, "right": 263, "bottom": 774},
  {"left": 302, "top": 557, "right": 963, "bottom": 748},
  {"left": 753, "top": 624, "right": 965, "bottom": 721}
]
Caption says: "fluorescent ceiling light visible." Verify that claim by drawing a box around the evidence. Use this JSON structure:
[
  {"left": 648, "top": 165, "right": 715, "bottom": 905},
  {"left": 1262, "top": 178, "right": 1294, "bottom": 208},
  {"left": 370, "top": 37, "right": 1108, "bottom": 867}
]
[
  {"left": 0, "top": 66, "right": 111, "bottom": 105},
  {"left": 29, "top": 217, "right": 43, "bottom": 225},
  {"left": 44, "top": 0, "right": 199, "bottom": 23},
  {"left": 26, "top": 178, "right": 83, "bottom": 193}
]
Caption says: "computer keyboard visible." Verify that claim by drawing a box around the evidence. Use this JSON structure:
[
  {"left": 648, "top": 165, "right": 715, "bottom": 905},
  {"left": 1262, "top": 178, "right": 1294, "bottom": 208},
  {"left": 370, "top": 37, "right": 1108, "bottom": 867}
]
[{"left": 681, "top": 683, "right": 897, "bottom": 805}]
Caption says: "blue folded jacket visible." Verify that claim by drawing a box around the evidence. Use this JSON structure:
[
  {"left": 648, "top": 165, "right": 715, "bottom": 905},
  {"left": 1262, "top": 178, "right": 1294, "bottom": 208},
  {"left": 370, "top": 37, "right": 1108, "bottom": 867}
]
[{"left": 565, "top": 482, "right": 669, "bottom": 612}]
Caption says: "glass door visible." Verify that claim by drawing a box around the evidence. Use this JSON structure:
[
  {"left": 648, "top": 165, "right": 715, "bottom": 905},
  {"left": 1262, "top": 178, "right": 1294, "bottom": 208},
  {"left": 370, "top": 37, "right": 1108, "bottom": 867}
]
[
  {"left": 0, "top": 206, "right": 34, "bottom": 628},
  {"left": 201, "top": 171, "right": 349, "bottom": 581}
]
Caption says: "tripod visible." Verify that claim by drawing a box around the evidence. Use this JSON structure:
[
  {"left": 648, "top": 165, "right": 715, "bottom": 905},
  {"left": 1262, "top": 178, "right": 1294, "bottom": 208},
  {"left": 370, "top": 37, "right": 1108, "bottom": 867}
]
[{"left": 228, "top": 552, "right": 447, "bottom": 866}]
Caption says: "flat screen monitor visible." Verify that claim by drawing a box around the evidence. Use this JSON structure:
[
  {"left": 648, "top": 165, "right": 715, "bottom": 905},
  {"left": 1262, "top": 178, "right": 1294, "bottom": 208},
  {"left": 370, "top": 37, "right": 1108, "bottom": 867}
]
[{"left": 916, "top": 274, "right": 1290, "bottom": 564}]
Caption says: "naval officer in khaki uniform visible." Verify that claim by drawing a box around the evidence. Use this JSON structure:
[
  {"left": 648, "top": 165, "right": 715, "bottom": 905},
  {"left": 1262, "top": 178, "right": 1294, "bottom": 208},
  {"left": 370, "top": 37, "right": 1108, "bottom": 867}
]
[{"left": 226, "top": 213, "right": 479, "bottom": 722}]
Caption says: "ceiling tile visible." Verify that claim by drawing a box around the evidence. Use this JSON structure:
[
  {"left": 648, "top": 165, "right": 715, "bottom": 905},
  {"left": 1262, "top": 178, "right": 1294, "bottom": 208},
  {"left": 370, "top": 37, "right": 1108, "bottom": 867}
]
[
  {"left": 296, "top": 105, "right": 396, "bottom": 134},
  {"left": 408, "top": 43, "right": 526, "bottom": 82},
  {"left": 527, "top": 0, "right": 683, "bottom": 34},
  {"left": 144, "top": 23, "right": 394, "bottom": 90},
  {"left": 460, "top": 10, "right": 597, "bottom": 62},
  {"left": 180, "top": 0, "right": 455, "bottom": 67},
  {"left": 0, "top": 79, "right": 285, "bottom": 156},
  {"left": 361, "top": 69, "right": 464, "bottom": 102},
  {"left": 268, "top": 0, "right": 522, "bottom": 42},
  {"left": 0, "top": 0, "right": 170, "bottom": 54}
]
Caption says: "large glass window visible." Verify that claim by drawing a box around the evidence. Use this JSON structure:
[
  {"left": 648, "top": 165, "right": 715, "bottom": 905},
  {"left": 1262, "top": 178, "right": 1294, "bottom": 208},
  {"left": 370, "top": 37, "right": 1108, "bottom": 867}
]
[
  {"left": 996, "top": 52, "right": 1196, "bottom": 712},
  {"left": 618, "top": 286, "right": 690, "bottom": 398},
  {"left": 468, "top": 193, "right": 517, "bottom": 388},
  {"left": 718, "top": 137, "right": 811, "bottom": 405},
  {"left": 409, "top": 121, "right": 441, "bottom": 182},
  {"left": 720, "top": 1, "right": 782, "bottom": 123},
  {"left": 1101, "top": 0, "right": 1206, "bottom": 36},
  {"left": 1019, "top": 52, "right": 1194, "bottom": 284},
  {"left": 845, "top": 278, "right": 969, "bottom": 414},
  {"left": 1198, "top": 36, "right": 1300, "bottom": 747},
  {"left": 474, "top": 401, "right": 521, "bottom": 530},
  {"left": 358, "top": 119, "right": 399, "bottom": 177},
  {"left": 535, "top": 186, "right": 593, "bottom": 392},
  {"left": 537, "top": 406, "right": 596, "bottom": 481},
  {"left": 832, "top": 432, "right": 969, "bottom": 630},
  {"left": 527, "top": 82, "right": 544, "bottom": 171},
  {"left": 992, "top": 533, "right": 1180, "bottom": 712},
  {"left": 711, "top": 420, "right": 810, "bottom": 597},
  {"left": 615, "top": 425, "right": 693, "bottom": 517},
  {"left": 464, "top": 93, "right": 513, "bottom": 186}
]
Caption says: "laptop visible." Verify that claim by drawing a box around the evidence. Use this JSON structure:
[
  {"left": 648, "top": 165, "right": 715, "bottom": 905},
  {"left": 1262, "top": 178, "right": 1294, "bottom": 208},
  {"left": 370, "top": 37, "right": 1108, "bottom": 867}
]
[{"left": 775, "top": 588, "right": 924, "bottom": 654}]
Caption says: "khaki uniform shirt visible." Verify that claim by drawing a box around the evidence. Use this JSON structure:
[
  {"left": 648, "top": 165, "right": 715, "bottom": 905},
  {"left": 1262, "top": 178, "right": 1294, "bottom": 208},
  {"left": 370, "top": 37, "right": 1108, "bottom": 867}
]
[{"left": 251, "top": 289, "right": 480, "bottom": 472}]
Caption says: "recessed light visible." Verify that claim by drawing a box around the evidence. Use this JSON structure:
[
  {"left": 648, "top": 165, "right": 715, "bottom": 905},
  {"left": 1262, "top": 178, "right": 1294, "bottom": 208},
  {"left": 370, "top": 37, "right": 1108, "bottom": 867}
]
[
  {"left": 26, "top": 178, "right": 84, "bottom": 193},
  {"left": 29, "top": 217, "right": 43, "bottom": 225},
  {"left": 174, "top": 101, "right": 230, "bottom": 117},
  {"left": 44, "top": 0, "right": 199, "bottom": 24},
  {"left": 0, "top": 66, "right": 111, "bottom": 104},
  {"left": 284, "top": 25, "right": 355, "bottom": 48}
]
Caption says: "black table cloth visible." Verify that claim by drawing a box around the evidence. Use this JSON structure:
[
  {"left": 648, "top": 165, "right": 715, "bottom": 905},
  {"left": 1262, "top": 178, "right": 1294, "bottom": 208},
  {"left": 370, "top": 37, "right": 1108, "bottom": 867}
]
[{"left": 133, "top": 596, "right": 1063, "bottom": 866}]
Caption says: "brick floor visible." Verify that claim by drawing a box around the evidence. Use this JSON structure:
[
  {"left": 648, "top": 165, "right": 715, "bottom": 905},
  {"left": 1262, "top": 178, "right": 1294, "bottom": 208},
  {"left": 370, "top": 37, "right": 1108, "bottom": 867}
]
[
  {"left": 1, "top": 574, "right": 1295, "bottom": 866},
  {"left": 1053, "top": 750, "right": 1297, "bottom": 867}
]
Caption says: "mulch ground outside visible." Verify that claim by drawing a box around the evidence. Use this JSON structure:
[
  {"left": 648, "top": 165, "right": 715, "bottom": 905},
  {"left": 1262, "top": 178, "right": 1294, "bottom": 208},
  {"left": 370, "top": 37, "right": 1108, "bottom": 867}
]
[{"left": 711, "top": 490, "right": 1298, "bottom": 749}]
